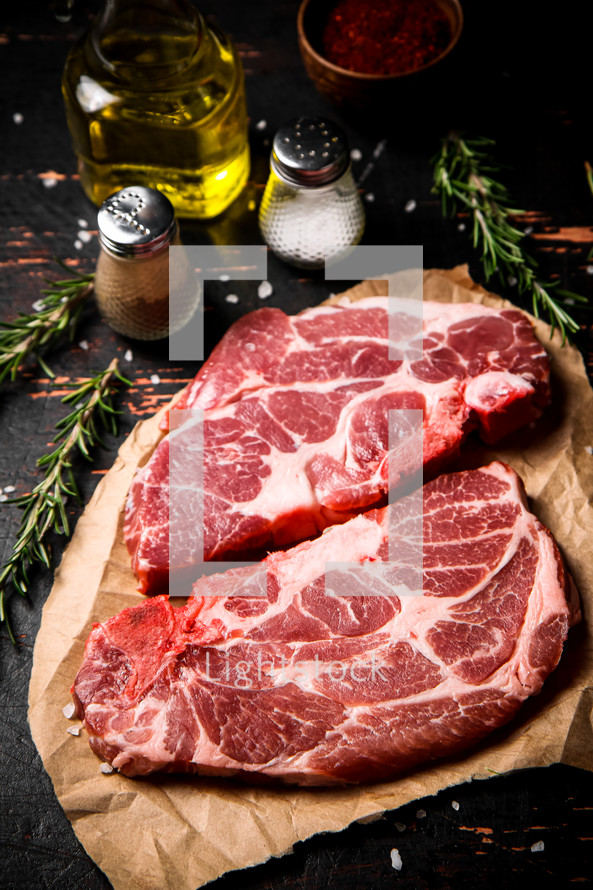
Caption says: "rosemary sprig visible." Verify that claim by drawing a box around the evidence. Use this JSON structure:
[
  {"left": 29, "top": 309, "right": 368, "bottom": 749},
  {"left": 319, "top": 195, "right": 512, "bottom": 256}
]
[
  {"left": 433, "top": 133, "right": 587, "bottom": 343},
  {"left": 0, "top": 358, "right": 130, "bottom": 643},
  {"left": 0, "top": 260, "right": 94, "bottom": 383}
]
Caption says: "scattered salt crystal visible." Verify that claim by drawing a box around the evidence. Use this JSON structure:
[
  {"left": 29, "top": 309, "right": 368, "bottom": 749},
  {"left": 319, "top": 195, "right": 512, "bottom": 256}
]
[
  {"left": 78, "top": 340, "right": 89, "bottom": 351},
  {"left": 100, "top": 763, "right": 114, "bottom": 774},
  {"left": 32, "top": 299, "right": 45, "bottom": 312},
  {"left": 124, "top": 349, "right": 133, "bottom": 362},
  {"left": 77, "top": 218, "right": 88, "bottom": 229},
  {"left": 390, "top": 848, "right": 403, "bottom": 871},
  {"left": 457, "top": 222, "right": 466, "bottom": 231},
  {"left": 364, "top": 192, "right": 375, "bottom": 202},
  {"left": 451, "top": 801, "right": 460, "bottom": 811},
  {"left": 66, "top": 725, "right": 81, "bottom": 736},
  {"left": 78, "top": 230, "right": 92, "bottom": 244},
  {"left": 394, "top": 821, "right": 406, "bottom": 833},
  {"left": 74, "top": 240, "right": 83, "bottom": 250},
  {"left": 219, "top": 273, "right": 230, "bottom": 282},
  {"left": 564, "top": 297, "right": 575, "bottom": 305},
  {"left": 586, "top": 265, "right": 593, "bottom": 275},
  {"left": 416, "top": 809, "right": 427, "bottom": 819},
  {"left": 225, "top": 294, "right": 239, "bottom": 304},
  {"left": 256, "top": 119, "right": 267, "bottom": 131},
  {"left": 373, "top": 139, "right": 387, "bottom": 159},
  {"left": 247, "top": 199, "right": 257, "bottom": 212},
  {"left": 0, "top": 494, "right": 7, "bottom": 503},
  {"left": 350, "top": 148, "right": 363, "bottom": 162},
  {"left": 43, "top": 177, "right": 58, "bottom": 189},
  {"left": 507, "top": 276, "right": 518, "bottom": 287},
  {"left": 62, "top": 702, "right": 76, "bottom": 719},
  {"left": 150, "top": 374, "right": 161, "bottom": 384},
  {"left": 524, "top": 226, "right": 534, "bottom": 235},
  {"left": 531, "top": 841, "right": 545, "bottom": 853},
  {"left": 585, "top": 445, "right": 593, "bottom": 455},
  {"left": 245, "top": 342, "right": 256, "bottom": 352},
  {"left": 258, "top": 280, "right": 273, "bottom": 300},
  {"left": 4, "top": 485, "right": 15, "bottom": 493},
  {"left": 13, "top": 112, "right": 24, "bottom": 125},
  {"left": 75, "top": 401, "right": 84, "bottom": 410},
  {"left": 404, "top": 199, "right": 417, "bottom": 213}
]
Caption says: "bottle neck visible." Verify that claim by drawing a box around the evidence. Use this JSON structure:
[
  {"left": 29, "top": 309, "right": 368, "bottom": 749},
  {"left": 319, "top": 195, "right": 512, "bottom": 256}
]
[{"left": 90, "top": 0, "right": 203, "bottom": 82}]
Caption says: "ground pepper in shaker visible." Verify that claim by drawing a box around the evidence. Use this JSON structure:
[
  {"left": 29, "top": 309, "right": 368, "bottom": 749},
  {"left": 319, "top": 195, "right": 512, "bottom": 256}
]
[
  {"left": 94, "top": 186, "right": 191, "bottom": 340},
  {"left": 258, "top": 117, "right": 365, "bottom": 269}
]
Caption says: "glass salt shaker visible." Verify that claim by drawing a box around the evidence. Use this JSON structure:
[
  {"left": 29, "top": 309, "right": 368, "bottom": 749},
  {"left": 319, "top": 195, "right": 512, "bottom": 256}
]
[
  {"left": 95, "top": 186, "right": 196, "bottom": 340},
  {"left": 258, "top": 117, "right": 365, "bottom": 269}
]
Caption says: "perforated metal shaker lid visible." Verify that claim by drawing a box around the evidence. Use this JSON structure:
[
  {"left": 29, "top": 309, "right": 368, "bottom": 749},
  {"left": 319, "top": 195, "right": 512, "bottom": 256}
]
[
  {"left": 97, "top": 186, "right": 177, "bottom": 257},
  {"left": 271, "top": 117, "right": 350, "bottom": 187}
]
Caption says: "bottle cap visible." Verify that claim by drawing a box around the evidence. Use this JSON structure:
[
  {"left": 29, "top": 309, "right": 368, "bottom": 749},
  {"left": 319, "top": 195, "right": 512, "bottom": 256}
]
[
  {"left": 271, "top": 117, "right": 349, "bottom": 187},
  {"left": 97, "top": 186, "right": 177, "bottom": 258}
]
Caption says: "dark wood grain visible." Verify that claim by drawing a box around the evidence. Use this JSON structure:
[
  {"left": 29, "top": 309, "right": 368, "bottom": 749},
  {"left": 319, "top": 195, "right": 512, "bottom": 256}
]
[{"left": 1, "top": 1, "right": 592, "bottom": 888}]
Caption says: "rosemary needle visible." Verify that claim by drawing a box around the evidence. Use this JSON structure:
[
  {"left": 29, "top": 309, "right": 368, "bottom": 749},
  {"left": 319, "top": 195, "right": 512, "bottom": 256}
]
[
  {"left": 0, "top": 260, "right": 94, "bottom": 384},
  {"left": 433, "top": 133, "right": 587, "bottom": 343},
  {"left": 0, "top": 358, "right": 130, "bottom": 643}
]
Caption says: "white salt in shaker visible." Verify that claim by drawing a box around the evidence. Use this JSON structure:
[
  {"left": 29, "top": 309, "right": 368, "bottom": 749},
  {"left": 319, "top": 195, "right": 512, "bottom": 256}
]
[
  {"left": 95, "top": 186, "right": 195, "bottom": 340},
  {"left": 258, "top": 117, "right": 365, "bottom": 270}
]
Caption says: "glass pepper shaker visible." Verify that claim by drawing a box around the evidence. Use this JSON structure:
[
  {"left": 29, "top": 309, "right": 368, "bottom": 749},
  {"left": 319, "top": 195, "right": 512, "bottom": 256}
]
[
  {"left": 258, "top": 117, "right": 365, "bottom": 270},
  {"left": 95, "top": 185, "right": 196, "bottom": 340}
]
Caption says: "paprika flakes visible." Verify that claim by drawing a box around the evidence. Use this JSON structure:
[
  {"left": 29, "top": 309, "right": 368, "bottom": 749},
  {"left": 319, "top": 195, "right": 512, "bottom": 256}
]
[{"left": 321, "top": 0, "right": 453, "bottom": 76}]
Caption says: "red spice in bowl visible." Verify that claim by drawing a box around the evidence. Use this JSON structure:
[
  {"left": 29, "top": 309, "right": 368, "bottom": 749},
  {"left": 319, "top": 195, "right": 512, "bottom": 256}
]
[{"left": 321, "top": 0, "right": 453, "bottom": 76}]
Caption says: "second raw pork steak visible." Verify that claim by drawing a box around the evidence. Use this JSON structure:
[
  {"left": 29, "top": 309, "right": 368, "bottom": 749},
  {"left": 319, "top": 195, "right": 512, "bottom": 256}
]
[
  {"left": 74, "top": 463, "right": 578, "bottom": 783},
  {"left": 124, "top": 298, "right": 550, "bottom": 593}
]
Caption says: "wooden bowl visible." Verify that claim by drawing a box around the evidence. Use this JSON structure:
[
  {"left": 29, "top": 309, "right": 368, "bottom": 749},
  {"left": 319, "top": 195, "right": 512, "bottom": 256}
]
[{"left": 297, "top": 0, "right": 464, "bottom": 113}]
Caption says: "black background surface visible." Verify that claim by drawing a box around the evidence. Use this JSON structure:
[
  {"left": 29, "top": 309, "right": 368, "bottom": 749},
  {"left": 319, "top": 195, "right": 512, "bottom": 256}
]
[{"left": 1, "top": 2, "right": 593, "bottom": 888}]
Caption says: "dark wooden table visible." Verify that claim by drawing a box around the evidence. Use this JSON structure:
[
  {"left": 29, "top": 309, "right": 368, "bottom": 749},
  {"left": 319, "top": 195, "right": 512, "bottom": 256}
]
[{"left": 1, "top": 1, "right": 593, "bottom": 888}]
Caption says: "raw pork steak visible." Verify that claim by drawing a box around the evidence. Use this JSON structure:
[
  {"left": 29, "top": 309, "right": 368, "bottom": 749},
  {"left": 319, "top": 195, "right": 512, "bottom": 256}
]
[
  {"left": 125, "top": 298, "right": 550, "bottom": 593},
  {"left": 74, "top": 463, "right": 578, "bottom": 783}
]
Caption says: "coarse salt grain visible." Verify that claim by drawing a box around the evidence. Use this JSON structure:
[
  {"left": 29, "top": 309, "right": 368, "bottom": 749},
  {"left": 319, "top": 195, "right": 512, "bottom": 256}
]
[
  {"left": 219, "top": 273, "right": 230, "bottom": 282},
  {"left": 100, "top": 763, "right": 114, "bottom": 774},
  {"left": 62, "top": 702, "right": 76, "bottom": 719},
  {"left": 364, "top": 192, "right": 375, "bottom": 203},
  {"left": 524, "top": 226, "right": 534, "bottom": 235},
  {"left": 124, "top": 349, "right": 133, "bottom": 362},
  {"left": 373, "top": 139, "right": 387, "bottom": 159},
  {"left": 13, "top": 112, "right": 24, "bottom": 125},
  {"left": 256, "top": 119, "right": 267, "bottom": 131},
  {"left": 43, "top": 178, "right": 58, "bottom": 189},
  {"left": 586, "top": 266, "right": 593, "bottom": 276},
  {"left": 4, "top": 485, "right": 15, "bottom": 493},
  {"left": 225, "top": 294, "right": 239, "bottom": 304},
  {"left": 416, "top": 809, "right": 427, "bottom": 819},
  {"left": 394, "top": 821, "right": 406, "bottom": 832},
  {"left": 508, "top": 276, "right": 518, "bottom": 287},
  {"left": 78, "top": 230, "right": 92, "bottom": 244},
  {"left": 564, "top": 297, "right": 575, "bottom": 305},
  {"left": 350, "top": 148, "right": 363, "bottom": 162},
  {"left": 32, "top": 299, "right": 45, "bottom": 312},
  {"left": 78, "top": 340, "right": 89, "bottom": 351},
  {"left": 245, "top": 342, "right": 256, "bottom": 352},
  {"left": 390, "top": 848, "right": 403, "bottom": 871},
  {"left": 78, "top": 218, "right": 88, "bottom": 229},
  {"left": 0, "top": 494, "right": 7, "bottom": 503},
  {"left": 66, "top": 725, "right": 81, "bottom": 736},
  {"left": 451, "top": 801, "right": 460, "bottom": 811},
  {"left": 404, "top": 199, "right": 417, "bottom": 213},
  {"left": 457, "top": 222, "right": 466, "bottom": 231},
  {"left": 150, "top": 374, "right": 161, "bottom": 384},
  {"left": 585, "top": 445, "right": 593, "bottom": 455},
  {"left": 258, "top": 280, "right": 273, "bottom": 299},
  {"left": 531, "top": 841, "right": 545, "bottom": 853},
  {"left": 74, "top": 240, "right": 83, "bottom": 250}
]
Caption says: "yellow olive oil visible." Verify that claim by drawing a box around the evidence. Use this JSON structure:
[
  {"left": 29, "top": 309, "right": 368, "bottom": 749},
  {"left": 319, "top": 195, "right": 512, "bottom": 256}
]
[{"left": 62, "top": 0, "right": 250, "bottom": 219}]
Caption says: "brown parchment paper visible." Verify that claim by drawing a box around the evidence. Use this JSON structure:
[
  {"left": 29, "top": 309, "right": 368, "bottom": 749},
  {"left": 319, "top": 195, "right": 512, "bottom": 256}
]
[{"left": 28, "top": 267, "right": 593, "bottom": 890}]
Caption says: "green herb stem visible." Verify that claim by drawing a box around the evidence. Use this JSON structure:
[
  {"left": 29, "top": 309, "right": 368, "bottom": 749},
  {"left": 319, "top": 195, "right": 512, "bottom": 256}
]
[
  {"left": 0, "top": 358, "right": 130, "bottom": 643},
  {"left": 433, "top": 133, "right": 584, "bottom": 343}
]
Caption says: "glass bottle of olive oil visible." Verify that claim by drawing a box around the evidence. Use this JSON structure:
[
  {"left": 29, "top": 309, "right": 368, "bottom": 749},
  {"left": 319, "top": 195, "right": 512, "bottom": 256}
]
[{"left": 62, "top": 0, "right": 250, "bottom": 219}]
